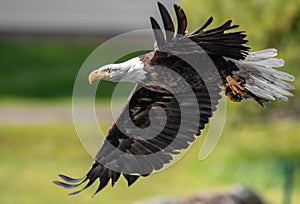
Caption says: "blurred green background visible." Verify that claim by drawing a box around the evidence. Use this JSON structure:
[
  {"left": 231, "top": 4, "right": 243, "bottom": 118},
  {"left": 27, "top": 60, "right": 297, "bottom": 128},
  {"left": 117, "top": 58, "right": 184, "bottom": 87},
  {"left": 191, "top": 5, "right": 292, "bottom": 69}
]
[{"left": 0, "top": 0, "right": 299, "bottom": 203}]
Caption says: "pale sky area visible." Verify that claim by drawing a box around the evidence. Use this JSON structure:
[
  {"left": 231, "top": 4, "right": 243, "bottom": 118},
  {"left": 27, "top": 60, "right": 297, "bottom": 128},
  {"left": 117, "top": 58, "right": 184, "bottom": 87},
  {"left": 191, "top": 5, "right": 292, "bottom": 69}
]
[{"left": 0, "top": 0, "right": 177, "bottom": 34}]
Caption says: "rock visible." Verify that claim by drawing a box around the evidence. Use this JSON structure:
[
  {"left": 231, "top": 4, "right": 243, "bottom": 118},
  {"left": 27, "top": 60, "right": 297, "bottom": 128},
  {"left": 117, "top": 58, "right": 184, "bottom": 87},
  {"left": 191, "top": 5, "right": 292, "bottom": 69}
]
[
  {"left": 179, "top": 185, "right": 265, "bottom": 204},
  {"left": 133, "top": 185, "right": 265, "bottom": 204}
]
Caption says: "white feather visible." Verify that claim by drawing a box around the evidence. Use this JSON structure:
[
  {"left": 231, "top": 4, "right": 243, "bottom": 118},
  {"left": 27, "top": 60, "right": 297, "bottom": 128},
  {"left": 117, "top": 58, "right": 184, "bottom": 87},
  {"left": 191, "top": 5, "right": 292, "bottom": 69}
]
[
  {"left": 245, "top": 84, "right": 276, "bottom": 100},
  {"left": 241, "top": 58, "right": 284, "bottom": 67},
  {"left": 110, "top": 57, "right": 146, "bottom": 83},
  {"left": 242, "top": 69, "right": 295, "bottom": 91},
  {"left": 229, "top": 48, "right": 295, "bottom": 101},
  {"left": 245, "top": 48, "right": 278, "bottom": 60}
]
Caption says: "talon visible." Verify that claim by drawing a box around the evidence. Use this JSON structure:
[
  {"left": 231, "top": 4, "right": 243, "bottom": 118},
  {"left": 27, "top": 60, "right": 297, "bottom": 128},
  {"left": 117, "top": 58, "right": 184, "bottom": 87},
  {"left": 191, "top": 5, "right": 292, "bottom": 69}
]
[{"left": 226, "top": 75, "right": 245, "bottom": 96}]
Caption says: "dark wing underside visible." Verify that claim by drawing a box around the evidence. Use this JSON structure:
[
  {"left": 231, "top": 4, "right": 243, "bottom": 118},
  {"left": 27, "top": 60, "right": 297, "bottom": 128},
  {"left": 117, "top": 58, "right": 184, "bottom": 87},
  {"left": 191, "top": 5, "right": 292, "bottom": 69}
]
[
  {"left": 151, "top": 2, "right": 249, "bottom": 60},
  {"left": 54, "top": 83, "right": 221, "bottom": 195}
]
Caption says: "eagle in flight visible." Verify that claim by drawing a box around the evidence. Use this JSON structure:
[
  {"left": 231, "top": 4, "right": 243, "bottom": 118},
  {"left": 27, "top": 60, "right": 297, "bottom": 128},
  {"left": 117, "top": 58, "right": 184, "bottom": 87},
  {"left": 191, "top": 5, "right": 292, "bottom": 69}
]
[{"left": 54, "top": 2, "right": 294, "bottom": 195}]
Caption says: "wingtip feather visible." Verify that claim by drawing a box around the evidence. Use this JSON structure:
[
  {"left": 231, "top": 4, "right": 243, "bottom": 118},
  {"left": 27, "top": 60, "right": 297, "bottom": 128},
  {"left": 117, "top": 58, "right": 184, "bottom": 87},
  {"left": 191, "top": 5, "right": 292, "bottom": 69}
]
[
  {"left": 58, "top": 174, "right": 83, "bottom": 183},
  {"left": 53, "top": 180, "right": 81, "bottom": 189}
]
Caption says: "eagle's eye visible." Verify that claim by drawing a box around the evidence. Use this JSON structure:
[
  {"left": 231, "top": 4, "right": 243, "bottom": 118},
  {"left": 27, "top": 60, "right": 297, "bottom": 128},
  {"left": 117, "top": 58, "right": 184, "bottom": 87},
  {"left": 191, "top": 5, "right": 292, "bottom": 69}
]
[{"left": 103, "top": 68, "right": 111, "bottom": 73}]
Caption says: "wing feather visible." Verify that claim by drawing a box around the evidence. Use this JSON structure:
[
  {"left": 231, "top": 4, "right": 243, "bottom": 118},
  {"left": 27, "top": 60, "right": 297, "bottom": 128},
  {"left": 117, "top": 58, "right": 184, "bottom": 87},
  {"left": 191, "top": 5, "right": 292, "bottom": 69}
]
[
  {"left": 157, "top": 2, "right": 175, "bottom": 43},
  {"left": 150, "top": 3, "right": 249, "bottom": 60},
  {"left": 150, "top": 17, "right": 165, "bottom": 50},
  {"left": 54, "top": 83, "right": 220, "bottom": 195},
  {"left": 191, "top": 16, "right": 213, "bottom": 34},
  {"left": 174, "top": 4, "right": 187, "bottom": 37}
]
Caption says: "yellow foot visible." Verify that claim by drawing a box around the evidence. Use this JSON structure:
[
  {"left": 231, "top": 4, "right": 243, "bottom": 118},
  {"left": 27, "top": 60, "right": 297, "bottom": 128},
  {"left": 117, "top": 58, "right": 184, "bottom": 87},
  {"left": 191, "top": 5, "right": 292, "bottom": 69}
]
[{"left": 226, "top": 75, "right": 245, "bottom": 96}]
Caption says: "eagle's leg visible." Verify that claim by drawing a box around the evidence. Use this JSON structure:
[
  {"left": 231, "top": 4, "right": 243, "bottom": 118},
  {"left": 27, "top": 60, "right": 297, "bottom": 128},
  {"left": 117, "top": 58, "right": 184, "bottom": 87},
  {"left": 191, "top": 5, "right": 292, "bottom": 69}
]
[
  {"left": 226, "top": 75, "right": 244, "bottom": 95},
  {"left": 223, "top": 75, "right": 247, "bottom": 102}
]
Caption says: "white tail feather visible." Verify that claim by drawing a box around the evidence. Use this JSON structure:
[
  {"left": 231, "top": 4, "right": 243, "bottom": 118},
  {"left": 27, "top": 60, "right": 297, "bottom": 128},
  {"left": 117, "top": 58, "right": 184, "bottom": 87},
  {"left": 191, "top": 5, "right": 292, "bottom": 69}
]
[
  {"left": 245, "top": 48, "right": 278, "bottom": 60},
  {"left": 230, "top": 48, "right": 295, "bottom": 101}
]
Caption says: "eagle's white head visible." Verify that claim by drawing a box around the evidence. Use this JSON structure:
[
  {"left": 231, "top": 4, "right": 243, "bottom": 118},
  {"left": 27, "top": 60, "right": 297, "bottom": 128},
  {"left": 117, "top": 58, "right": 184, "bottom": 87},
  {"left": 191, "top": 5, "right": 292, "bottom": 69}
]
[{"left": 88, "top": 57, "right": 146, "bottom": 84}]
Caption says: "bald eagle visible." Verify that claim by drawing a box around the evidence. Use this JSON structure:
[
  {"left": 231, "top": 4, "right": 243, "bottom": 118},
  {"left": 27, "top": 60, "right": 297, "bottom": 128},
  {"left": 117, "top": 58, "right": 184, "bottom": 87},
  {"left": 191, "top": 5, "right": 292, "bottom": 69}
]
[{"left": 54, "top": 2, "right": 294, "bottom": 195}]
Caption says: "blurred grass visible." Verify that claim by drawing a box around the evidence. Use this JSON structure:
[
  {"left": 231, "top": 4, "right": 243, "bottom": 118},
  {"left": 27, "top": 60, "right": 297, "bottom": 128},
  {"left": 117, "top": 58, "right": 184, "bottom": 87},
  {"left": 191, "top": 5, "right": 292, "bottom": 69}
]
[{"left": 0, "top": 117, "right": 299, "bottom": 204}]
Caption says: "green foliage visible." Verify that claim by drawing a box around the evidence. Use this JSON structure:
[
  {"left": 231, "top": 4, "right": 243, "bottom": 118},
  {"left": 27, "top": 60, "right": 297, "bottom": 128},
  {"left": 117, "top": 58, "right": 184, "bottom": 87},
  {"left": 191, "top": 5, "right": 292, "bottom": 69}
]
[
  {"left": 0, "top": 39, "right": 88, "bottom": 98},
  {"left": 181, "top": 0, "right": 300, "bottom": 46},
  {"left": 0, "top": 38, "right": 115, "bottom": 98},
  {"left": 0, "top": 38, "right": 151, "bottom": 99}
]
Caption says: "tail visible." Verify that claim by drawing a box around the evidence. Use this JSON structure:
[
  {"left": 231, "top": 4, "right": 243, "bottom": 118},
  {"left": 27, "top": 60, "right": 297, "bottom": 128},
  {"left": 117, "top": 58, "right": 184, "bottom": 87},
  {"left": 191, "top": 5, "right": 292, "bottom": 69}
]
[{"left": 230, "top": 48, "right": 295, "bottom": 106}]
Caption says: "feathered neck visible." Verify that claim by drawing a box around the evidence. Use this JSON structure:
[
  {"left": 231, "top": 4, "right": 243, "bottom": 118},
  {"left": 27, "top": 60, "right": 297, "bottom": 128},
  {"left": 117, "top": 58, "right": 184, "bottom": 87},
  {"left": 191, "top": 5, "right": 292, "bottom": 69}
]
[{"left": 109, "top": 57, "right": 146, "bottom": 83}]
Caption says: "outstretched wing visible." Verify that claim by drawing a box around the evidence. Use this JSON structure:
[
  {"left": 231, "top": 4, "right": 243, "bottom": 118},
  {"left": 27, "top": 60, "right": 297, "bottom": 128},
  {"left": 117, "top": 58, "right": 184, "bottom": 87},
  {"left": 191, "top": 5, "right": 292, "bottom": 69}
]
[
  {"left": 54, "top": 83, "right": 221, "bottom": 195},
  {"left": 151, "top": 2, "right": 249, "bottom": 60}
]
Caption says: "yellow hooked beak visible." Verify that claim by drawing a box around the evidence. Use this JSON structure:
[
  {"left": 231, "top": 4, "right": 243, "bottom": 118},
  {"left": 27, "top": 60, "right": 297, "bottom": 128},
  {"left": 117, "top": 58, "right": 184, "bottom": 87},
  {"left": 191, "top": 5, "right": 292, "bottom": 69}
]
[{"left": 88, "top": 69, "right": 111, "bottom": 84}]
